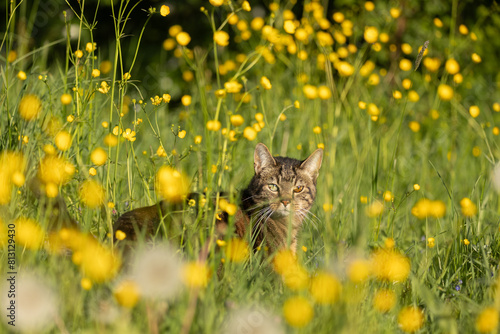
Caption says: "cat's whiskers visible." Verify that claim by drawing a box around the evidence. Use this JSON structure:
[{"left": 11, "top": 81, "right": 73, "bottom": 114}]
[{"left": 296, "top": 209, "right": 320, "bottom": 230}]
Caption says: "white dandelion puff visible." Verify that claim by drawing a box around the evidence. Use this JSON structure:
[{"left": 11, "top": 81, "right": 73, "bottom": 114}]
[
  {"left": 132, "top": 244, "right": 184, "bottom": 300},
  {"left": 222, "top": 306, "right": 284, "bottom": 334},
  {"left": 1, "top": 274, "right": 58, "bottom": 333}
]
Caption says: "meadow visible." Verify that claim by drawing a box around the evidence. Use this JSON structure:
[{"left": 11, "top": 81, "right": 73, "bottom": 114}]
[{"left": 1, "top": 0, "right": 500, "bottom": 333}]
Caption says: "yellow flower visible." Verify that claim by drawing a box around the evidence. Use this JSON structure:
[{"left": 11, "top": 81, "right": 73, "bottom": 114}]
[
  {"left": 383, "top": 191, "right": 393, "bottom": 202},
  {"left": 437, "top": 84, "right": 453, "bottom": 101},
  {"left": 38, "top": 155, "right": 74, "bottom": 186},
  {"left": 242, "top": 1, "right": 251, "bottom": 11},
  {"left": 206, "top": 120, "right": 222, "bottom": 131},
  {"left": 80, "top": 242, "right": 120, "bottom": 282},
  {"left": 19, "top": 94, "right": 42, "bottom": 121},
  {"left": 366, "top": 200, "right": 384, "bottom": 217},
  {"left": 160, "top": 5, "right": 170, "bottom": 16},
  {"left": 427, "top": 237, "right": 435, "bottom": 248},
  {"left": 283, "top": 296, "right": 313, "bottom": 328},
  {"left": 90, "top": 147, "right": 107, "bottom": 166},
  {"left": 390, "top": 7, "right": 401, "bottom": 18},
  {"left": 460, "top": 197, "right": 477, "bottom": 217},
  {"left": 104, "top": 133, "right": 118, "bottom": 147},
  {"left": 398, "top": 306, "right": 424, "bottom": 333},
  {"left": 409, "top": 121, "right": 420, "bottom": 132},
  {"left": 100, "top": 60, "right": 112, "bottom": 74},
  {"left": 16, "top": 217, "right": 45, "bottom": 250},
  {"left": 7, "top": 50, "right": 17, "bottom": 62},
  {"left": 60, "top": 93, "right": 72, "bottom": 105},
  {"left": 260, "top": 76, "right": 272, "bottom": 90},
  {"left": 183, "top": 261, "right": 211, "bottom": 288},
  {"left": 75, "top": 50, "right": 83, "bottom": 58},
  {"left": 17, "top": 71, "right": 27, "bottom": 80},
  {"left": 411, "top": 198, "right": 446, "bottom": 219},
  {"left": 365, "top": 1, "right": 375, "bottom": 11},
  {"left": 55, "top": 131, "right": 72, "bottom": 151},
  {"left": 91, "top": 69, "right": 100, "bottom": 78},
  {"left": 224, "top": 80, "right": 243, "bottom": 93},
  {"left": 399, "top": 59, "right": 412, "bottom": 71},
  {"left": 476, "top": 307, "right": 499, "bottom": 333},
  {"left": 209, "top": 0, "right": 223, "bottom": 6},
  {"left": 347, "top": 259, "right": 372, "bottom": 283},
  {"left": 115, "top": 230, "right": 126, "bottom": 240},
  {"left": 114, "top": 280, "right": 140, "bottom": 308},
  {"left": 283, "top": 20, "right": 296, "bottom": 34},
  {"left": 176, "top": 32, "right": 191, "bottom": 46},
  {"left": 181, "top": 95, "right": 192, "bottom": 106},
  {"left": 364, "top": 26, "right": 379, "bottom": 43},
  {"left": 408, "top": 90, "right": 419, "bottom": 102},
  {"left": 282, "top": 265, "right": 309, "bottom": 290},
  {"left": 122, "top": 72, "right": 131, "bottom": 80},
  {"left": 371, "top": 248, "right": 411, "bottom": 282},
  {"left": 359, "top": 60, "right": 375, "bottom": 77},
  {"left": 224, "top": 238, "right": 249, "bottom": 262},
  {"left": 230, "top": 114, "right": 244, "bottom": 127},
  {"left": 155, "top": 166, "right": 189, "bottom": 203},
  {"left": 303, "top": 85, "right": 318, "bottom": 99},
  {"left": 445, "top": 59, "right": 460, "bottom": 75},
  {"left": 472, "top": 53, "right": 482, "bottom": 63},
  {"left": 98, "top": 81, "right": 110, "bottom": 94},
  {"left": 337, "top": 61, "right": 354, "bottom": 76},
  {"left": 214, "top": 31, "right": 230, "bottom": 46},
  {"left": 122, "top": 128, "right": 136, "bottom": 142},
  {"left": 81, "top": 278, "right": 92, "bottom": 290},
  {"left": 79, "top": 180, "right": 105, "bottom": 208},
  {"left": 463, "top": 239, "right": 470, "bottom": 245},
  {"left": 469, "top": 105, "right": 480, "bottom": 118},
  {"left": 194, "top": 135, "right": 202, "bottom": 144},
  {"left": 373, "top": 289, "right": 396, "bottom": 312},
  {"left": 434, "top": 18, "right": 443, "bottom": 27},
  {"left": 243, "top": 126, "right": 257, "bottom": 141},
  {"left": 178, "top": 130, "right": 186, "bottom": 139},
  {"left": 423, "top": 57, "right": 441, "bottom": 72},
  {"left": 85, "top": 42, "right": 96, "bottom": 52}
]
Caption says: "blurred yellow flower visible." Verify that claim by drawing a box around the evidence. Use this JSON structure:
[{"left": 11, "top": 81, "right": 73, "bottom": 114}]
[
  {"left": 359, "top": 60, "right": 375, "bottom": 77},
  {"left": 373, "top": 289, "right": 396, "bottom": 312},
  {"left": 16, "top": 217, "right": 44, "bottom": 250},
  {"left": 114, "top": 280, "right": 140, "bottom": 308},
  {"left": 469, "top": 105, "right": 480, "bottom": 118},
  {"left": 366, "top": 200, "right": 384, "bottom": 217},
  {"left": 364, "top": 26, "right": 379, "bottom": 43},
  {"left": 472, "top": 53, "right": 482, "bottom": 63},
  {"left": 337, "top": 61, "right": 355, "bottom": 76},
  {"left": 91, "top": 69, "right": 100, "bottom": 78},
  {"left": 19, "top": 94, "right": 42, "bottom": 121},
  {"left": 103, "top": 133, "right": 118, "bottom": 147},
  {"left": 98, "top": 81, "right": 110, "bottom": 94},
  {"left": 115, "top": 230, "right": 126, "bottom": 240},
  {"left": 38, "top": 155, "right": 74, "bottom": 186},
  {"left": 445, "top": 58, "right": 460, "bottom": 75},
  {"left": 209, "top": 0, "right": 223, "bottom": 6},
  {"left": 260, "top": 76, "right": 272, "bottom": 90},
  {"left": 460, "top": 197, "right": 477, "bottom": 217},
  {"left": 181, "top": 95, "right": 192, "bottom": 106},
  {"left": 427, "top": 237, "right": 435, "bottom": 248},
  {"left": 80, "top": 243, "right": 120, "bottom": 282},
  {"left": 230, "top": 115, "right": 244, "bottom": 127},
  {"left": 160, "top": 5, "right": 170, "bottom": 16},
  {"left": 155, "top": 166, "right": 189, "bottom": 203},
  {"left": 243, "top": 126, "right": 257, "bottom": 141},
  {"left": 283, "top": 296, "right": 313, "bottom": 328},
  {"left": 476, "top": 307, "right": 499, "bottom": 333},
  {"left": 437, "top": 84, "right": 453, "bottom": 101},
  {"left": 365, "top": 1, "right": 375, "bottom": 11},
  {"left": 390, "top": 8, "right": 401, "bottom": 18},
  {"left": 398, "top": 306, "right": 424, "bottom": 333},
  {"left": 399, "top": 59, "right": 412, "bottom": 71},
  {"left": 176, "top": 32, "right": 191, "bottom": 46},
  {"left": 411, "top": 198, "right": 446, "bottom": 219},
  {"left": 371, "top": 248, "right": 410, "bottom": 282},
  {"left": 303, "top": 85, "right": 318, "bottom": 99},
  {"left": 183, "top": 261, "right": 211, "bottom": 288},
  {"left": 79, "top": 180, "right": 105, "bottom": 208},
  {"left": 17, "top": 71, "right": 27, "bottom": 80},
  {"left": 91, "top": 147, "right": 108, "bottom": 166},
  {"left": 214, "top": 31, "right": 230, "bottom": 46},
  {"left": 347, "top": 259, "right": 372, "bottom": 283},
  {"left": 81, "top": 278, "right": 92, "bottom": 290},
  {"left": 60, "top": 93, "right": 72, "bottom": 105},
  {"left": 224, "top": 238, "right": 249, "bottom": 262},
  {"left": 55, "top": 131, "right": 72, "bottom": 151},
  {"left": 224, "top": 80, "right": 243, "bottom": 93},
  {"left": 206, "top": 120, "right": 222, "bottom": 131}
]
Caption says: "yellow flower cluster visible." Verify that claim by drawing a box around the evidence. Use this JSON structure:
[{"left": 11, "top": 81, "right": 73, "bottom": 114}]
[
  {"left": 411, "top": 198, "right": 446, "bottom": 219},
  {"left": 0, "top": 151, "right": 26, "bottom": 204},
  {"left": 371, "top": 248, "right": 411, "bottom": 283}
]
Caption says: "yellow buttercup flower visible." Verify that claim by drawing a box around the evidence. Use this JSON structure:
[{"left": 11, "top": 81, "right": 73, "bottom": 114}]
[
  {"left": 371, "top": 248, "right": 410, "bottom": 283},
  {"left": 398, "top": 306, "right": 424, "bottom": 332},
  {"left": 224, "top": 238, "right": 249, "bottom": 262},
  {"left": 347, "top": 259, "right": 372, "bottom": 283},
  {"left": 364, "top": 26, "right": 379, "bottom": 43},
  {"left": 79, "top": 180, "right": 105, "bottom": 208},
  {"left": 91, "top": 147, "right": 108, "bottom": 166},
  {"left": 80, "top": 242, "right": 120, "bottom": 282},
  {"left": 460, "top": 197, "right": 477, "bottom": 217},
  {"left": 114, "top": 280, "right": 140, "bottom": 308},
  {"left": 38, "top": 155, "right": 75, "bottom": 186},
  {"left": 310, "top": 271, "right": 342, "bottom": 304},
  {"left": 55, "top": 131, "right": 72, "bottom": 151},
  {"left": 160, "top": 5, "right": 170, "bottom": 16},
  {"left": 214, "top": 31, "right": 230, "bottom": 46},
  {"left": 19, "top": 94, "right": 42, "bottom": 121},
  {"left": 373, "top": 289, "right": 396, "bottom": 312},
  {"left": 183, "top": 261, "right": 211, "bottom": 288},
  {"left": 15, "top": 217, "right": 45, "bottom": 250},
  {"left": 155, "top": 166, "right": 189, "bottom": 202},
  {"left": 260, "top": 76, "right": 272, "bottom": 90},
  {"left": 283, "top": 296, "right": 313, "bottom": 328},
  {"left": 60, "top": 93, "right": 72, "bottom": 105},
  {"left": 445, "top": 58, "right": 460, "bottom": 75},
  {"left": 176, "top": 32, "right": 191, "bottom": 46},
  {"left": 476, "top": 307, "right": 499, "bottom": 333},
  {"left": 243, "top": 127, "right": 257, "bottom": 141},
  {"left": 437, "top": 84, "right": 454, "bottom": 101}
]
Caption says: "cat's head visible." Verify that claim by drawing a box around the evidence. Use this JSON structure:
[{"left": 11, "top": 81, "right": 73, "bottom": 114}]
[{"left": 244, "top": 143, "right": 323, "bottom": 220}]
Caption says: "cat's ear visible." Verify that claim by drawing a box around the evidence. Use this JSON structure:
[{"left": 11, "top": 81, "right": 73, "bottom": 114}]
[
  {"left": 254, "top": 143, "right": 276, "bottom": 174},
  {"left": 300, "top": 149, "right": 323, "bottom": 181}
]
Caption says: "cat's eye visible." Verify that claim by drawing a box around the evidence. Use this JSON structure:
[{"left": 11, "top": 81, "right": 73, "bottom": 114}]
[
  {"left": 268, "top": 184, "right": 278, "bottom": 192},
  {"left": 294, "top": 185, "right": 304, "bottom": 193}
]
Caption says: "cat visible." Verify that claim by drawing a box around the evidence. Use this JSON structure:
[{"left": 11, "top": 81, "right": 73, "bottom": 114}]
[{"left": 114, "top": 143, "right": 323, "bottom": 254}]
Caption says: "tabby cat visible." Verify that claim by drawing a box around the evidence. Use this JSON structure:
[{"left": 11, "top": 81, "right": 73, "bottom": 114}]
[{"left": 114, "top": 143, "right": 323, "bottom": 254}]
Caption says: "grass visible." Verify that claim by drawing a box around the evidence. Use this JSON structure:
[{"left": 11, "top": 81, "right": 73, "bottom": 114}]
[{"left": 1, "top": 0, "right": 500, "bottom": 333}]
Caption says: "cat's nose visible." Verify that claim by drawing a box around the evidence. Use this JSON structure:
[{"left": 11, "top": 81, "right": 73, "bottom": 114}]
[{"left": 281, "top": 200, "right": 290, "bottom": 207}]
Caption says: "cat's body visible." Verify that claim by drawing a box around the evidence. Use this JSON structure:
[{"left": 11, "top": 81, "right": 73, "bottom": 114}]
[{"left": 114, "top": 143, "right": 323, "bottom": 254}]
